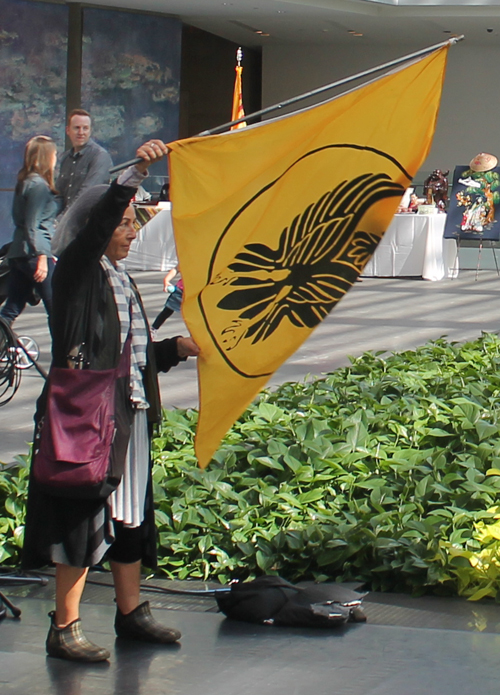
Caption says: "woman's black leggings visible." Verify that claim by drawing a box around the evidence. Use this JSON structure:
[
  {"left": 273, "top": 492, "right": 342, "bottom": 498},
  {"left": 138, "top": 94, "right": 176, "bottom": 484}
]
[
  {"left": 106, "top": 520, "right": 144, "bottom": 564},
  {"left": 152, "top": 306, "right": 173, "bottom": 330}
]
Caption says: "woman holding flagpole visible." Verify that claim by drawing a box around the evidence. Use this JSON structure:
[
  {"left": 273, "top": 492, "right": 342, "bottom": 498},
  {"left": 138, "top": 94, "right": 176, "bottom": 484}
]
[{"left": 22, "top": 139, "right": 199, "bottom": 663}]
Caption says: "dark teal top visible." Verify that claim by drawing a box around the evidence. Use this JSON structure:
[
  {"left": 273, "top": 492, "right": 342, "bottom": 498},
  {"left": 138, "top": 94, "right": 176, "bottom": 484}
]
[{"left": 8, "top": 174, "right": 59, "bottom": 259}]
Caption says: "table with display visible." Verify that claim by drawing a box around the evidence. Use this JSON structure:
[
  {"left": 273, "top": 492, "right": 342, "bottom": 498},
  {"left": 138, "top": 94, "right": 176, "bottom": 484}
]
[
  {"left": 362, "top": 213, "right": 458, "bottom": 281},
  {"left": 125, "top": 206, "right": 458, "bottom": 281}
]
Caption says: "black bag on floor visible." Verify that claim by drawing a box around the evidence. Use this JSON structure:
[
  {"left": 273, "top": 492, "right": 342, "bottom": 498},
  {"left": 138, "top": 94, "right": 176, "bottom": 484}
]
[{"left": 216, "top": 576, "right": 367, "bottom": 628}]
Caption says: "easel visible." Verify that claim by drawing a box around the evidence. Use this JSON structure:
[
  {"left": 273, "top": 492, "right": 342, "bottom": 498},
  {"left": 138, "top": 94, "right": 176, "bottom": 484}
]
[{"left": 454, "top": 236, "right": 500, "bottom": 281}]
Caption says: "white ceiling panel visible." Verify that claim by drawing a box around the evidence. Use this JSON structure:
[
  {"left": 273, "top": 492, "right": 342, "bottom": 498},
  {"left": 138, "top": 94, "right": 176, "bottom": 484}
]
[{"left": 66, "top": 0, "right": 500, "bottom": 46}]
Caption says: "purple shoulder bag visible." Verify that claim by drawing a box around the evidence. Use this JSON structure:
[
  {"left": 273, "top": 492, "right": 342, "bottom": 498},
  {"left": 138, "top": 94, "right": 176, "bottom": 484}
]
[{"left": 33, "top": 338, "right": 130, "bottom": 499}]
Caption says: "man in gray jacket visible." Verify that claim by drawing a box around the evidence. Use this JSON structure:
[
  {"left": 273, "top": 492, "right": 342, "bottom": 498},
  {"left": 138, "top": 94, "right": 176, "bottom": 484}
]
[{"left": 56, "top": 109, "right": 113, "bottom": 212}]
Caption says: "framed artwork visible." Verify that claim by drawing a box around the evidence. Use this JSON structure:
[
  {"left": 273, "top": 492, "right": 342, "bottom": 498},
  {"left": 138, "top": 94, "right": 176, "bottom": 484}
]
[
  {"left": 444, "top": 165, "right": 500, "bottom": 241},
  {"left": 81, "top": 8, "right": 182, "bottom": 182},
  {"left": 0, "top": 0, "right": 68, "bottom": 244}
]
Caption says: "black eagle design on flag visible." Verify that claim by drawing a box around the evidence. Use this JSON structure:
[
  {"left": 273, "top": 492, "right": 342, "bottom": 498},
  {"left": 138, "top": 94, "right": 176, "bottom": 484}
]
[{"left": 214, "top": 172, "right": 404, "bottom": 350}]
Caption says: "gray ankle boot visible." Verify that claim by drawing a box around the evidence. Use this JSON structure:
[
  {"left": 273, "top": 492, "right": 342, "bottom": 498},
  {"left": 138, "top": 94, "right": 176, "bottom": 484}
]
[{"left": 46, "top": 611, "right": 110, "bottom": 662}]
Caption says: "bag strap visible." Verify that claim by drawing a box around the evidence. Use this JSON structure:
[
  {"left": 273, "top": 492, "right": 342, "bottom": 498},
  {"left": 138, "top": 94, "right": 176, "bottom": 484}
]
[{"left": 116, "top": 333, "right": 131, "bottom": 379}]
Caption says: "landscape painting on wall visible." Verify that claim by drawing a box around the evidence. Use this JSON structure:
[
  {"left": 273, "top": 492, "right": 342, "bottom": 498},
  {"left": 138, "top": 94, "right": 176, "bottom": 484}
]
[
  {"left": 82, "top": 8, "right": 182, "bottom": 186},
  {"left": 0, "top": 0, "right": 68, "bottom": 244}
]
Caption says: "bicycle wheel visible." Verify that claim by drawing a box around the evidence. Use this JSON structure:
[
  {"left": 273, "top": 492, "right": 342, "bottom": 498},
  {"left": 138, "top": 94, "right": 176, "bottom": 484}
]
[
  {"left": 15, "top": 335, "right": 40, "bottom": 370},
  {"left": 0, "top": 317, "right": 21, "bottom": 406}
]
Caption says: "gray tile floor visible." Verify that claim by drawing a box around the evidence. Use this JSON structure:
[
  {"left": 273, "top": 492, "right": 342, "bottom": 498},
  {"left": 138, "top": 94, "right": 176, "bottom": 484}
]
[
  {"left": 2, "top": 587, "right": 500, "bottom": 695},
  {"left": 2, "top": 269, "right": 500, "bottom": 464}
]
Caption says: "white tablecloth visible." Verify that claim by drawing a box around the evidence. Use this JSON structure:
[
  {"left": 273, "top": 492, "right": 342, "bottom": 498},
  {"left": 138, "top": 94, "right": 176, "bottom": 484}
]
[
  {"left": 124, "top": 208, "right": 458, "bottom": 280},
  {"left": 363, "top": 214, "right": 458, "bottom": 281},
  {"left": 124, "top": 204, "right": 178, "bottom": 271}
]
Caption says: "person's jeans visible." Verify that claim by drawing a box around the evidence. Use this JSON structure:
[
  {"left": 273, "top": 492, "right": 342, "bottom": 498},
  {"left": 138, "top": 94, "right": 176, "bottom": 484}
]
[{"left": 0, "top": 256, "right": 54, "bottom": 326}]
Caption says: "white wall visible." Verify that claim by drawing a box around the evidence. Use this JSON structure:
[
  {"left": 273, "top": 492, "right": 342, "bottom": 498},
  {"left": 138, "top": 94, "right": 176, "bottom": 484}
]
[{"left": 262, "top": 40, "right": 500, "bottom": 182}]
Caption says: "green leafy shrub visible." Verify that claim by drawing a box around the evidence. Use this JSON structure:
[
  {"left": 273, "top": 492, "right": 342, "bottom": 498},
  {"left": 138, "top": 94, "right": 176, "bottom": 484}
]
[
  {"left": 151, "top": 333, "right": 500, "bottom": 598},
  {"left": 0, "top": 453, "right": 30, "bottom": 565},
  {"left": 5, "top": 334, "right": 500, "bottom": 600}
]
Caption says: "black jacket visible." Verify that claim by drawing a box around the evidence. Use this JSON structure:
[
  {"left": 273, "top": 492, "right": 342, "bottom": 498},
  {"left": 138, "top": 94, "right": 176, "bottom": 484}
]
[{"left": 51, "top": 179, "right": 181, "bottom": 422}]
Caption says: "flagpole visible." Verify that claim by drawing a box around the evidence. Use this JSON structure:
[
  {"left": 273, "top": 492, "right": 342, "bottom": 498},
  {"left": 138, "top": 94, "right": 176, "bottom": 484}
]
[{"left": 109, "top": 35, "right": 463, "bottom": 174}]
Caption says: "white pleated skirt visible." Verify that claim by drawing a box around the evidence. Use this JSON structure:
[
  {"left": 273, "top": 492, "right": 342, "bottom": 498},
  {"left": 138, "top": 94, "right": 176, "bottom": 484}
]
[{"left": 109, "top": 408, "right": 149, "bottom": 528}]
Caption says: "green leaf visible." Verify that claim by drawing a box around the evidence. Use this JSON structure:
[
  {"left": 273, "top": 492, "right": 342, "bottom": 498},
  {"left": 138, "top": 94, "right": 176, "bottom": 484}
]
[
  {"left": 254, "top": 456, "right": 284, "bottom": 471},
  {"left": 257, "top": 403, "right": 285, "bottom": 422},
  {"left": 256, "top": 550, "right": 273, "bottom": 571},
  {"left": 468, "top": 584, "right": 496, "bottom": 601},
  {"left": 476, "top": 421, "right": 498, "bottom": 441},
  {"left": 427, "top": 428, "right": 451, "bottom": 437},
  {"left": 298, "top": 489, "right": 324, "bottom": 504}
]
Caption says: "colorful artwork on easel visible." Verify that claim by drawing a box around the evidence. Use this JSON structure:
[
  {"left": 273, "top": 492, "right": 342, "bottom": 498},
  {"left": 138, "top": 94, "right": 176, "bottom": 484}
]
[{"left": 444, "top": 165, "right": 500, "bottom": 241}]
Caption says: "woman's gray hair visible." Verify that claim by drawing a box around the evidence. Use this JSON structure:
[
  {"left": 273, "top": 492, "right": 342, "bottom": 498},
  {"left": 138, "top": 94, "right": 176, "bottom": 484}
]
[{"left": 52, "top": 185, "right": 109, "bottom": 256}]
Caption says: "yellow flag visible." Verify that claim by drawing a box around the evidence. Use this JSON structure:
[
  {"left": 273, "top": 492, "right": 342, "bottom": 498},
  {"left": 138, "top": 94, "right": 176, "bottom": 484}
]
[{"left": 168, "top": 47, "right": 448, "bottom": 467}]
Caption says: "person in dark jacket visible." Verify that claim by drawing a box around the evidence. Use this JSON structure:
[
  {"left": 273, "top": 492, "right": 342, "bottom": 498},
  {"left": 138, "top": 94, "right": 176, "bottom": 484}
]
[
  {"left": 22, "top": 140, "right": 199, "bottom": 663},
  {"left": 0, "top": 135, "right": 59, "bottom": 326},
  {"left": 56, "top": 109, "right": 113, "bottom": 213}
]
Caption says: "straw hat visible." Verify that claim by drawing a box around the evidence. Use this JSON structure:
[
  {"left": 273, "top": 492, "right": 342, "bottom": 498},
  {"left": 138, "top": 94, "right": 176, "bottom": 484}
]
[{"left": 469, "top": 152, "right": 498, "bottom": 172}]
